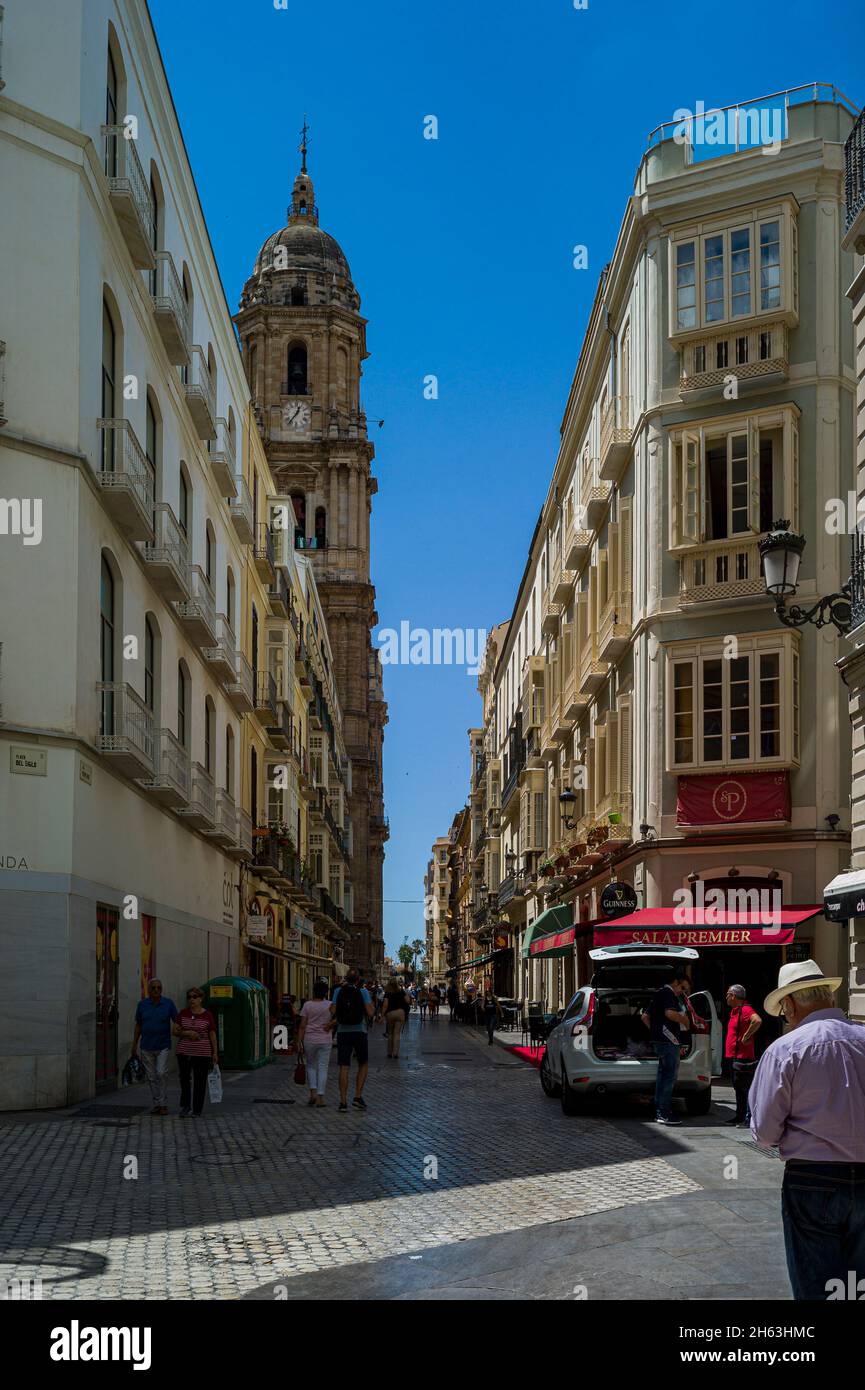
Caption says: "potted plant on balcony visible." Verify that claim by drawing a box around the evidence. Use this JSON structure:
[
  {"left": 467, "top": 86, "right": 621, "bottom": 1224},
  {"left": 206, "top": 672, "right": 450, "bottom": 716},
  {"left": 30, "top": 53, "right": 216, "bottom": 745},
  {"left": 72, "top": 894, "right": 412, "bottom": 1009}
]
[
  {"left": 252, "top": 825, "right": 270, "bottom": 839},
  {"left": 539, "top": 858, "right": 555, "bottom": 878}
]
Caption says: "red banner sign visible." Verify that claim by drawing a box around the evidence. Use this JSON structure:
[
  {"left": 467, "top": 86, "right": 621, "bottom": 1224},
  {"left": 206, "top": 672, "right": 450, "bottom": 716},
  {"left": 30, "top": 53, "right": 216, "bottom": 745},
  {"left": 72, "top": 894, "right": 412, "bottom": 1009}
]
[
  {"left": 530, "top": 927, "right": 576, "bottom": 955},
  {"left": 677, "top": 772, "right": 790, "bottom": 826},
  {"left": 593, "top": 926, "right": 795, "bottom": 948}
]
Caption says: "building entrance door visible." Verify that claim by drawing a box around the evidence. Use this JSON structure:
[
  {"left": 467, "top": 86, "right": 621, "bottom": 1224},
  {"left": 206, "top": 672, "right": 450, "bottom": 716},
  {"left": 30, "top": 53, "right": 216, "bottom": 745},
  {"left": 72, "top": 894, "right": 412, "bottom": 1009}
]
[{"left": 96, "top": 905, "right": 120, "bottom": 1091}]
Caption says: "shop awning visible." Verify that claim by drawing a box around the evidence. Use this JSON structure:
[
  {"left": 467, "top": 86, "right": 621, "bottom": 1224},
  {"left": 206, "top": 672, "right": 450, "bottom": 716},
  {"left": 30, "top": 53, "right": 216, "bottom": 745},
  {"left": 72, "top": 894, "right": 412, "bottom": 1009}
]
[
  {"left": 246, "top": 943, "right": 295, "bottom": 960},
  {"left": 521, "top": 905, "right": 573, "bottom": 958},
  {"left": 823, "top": 870, "right": 865, "bottom": 922},
  {"left": 530, "top": 926, "right": 576, "bottom": 958},
  {"left": 593, "top": 904, "right": 823, "bottom": 948}
]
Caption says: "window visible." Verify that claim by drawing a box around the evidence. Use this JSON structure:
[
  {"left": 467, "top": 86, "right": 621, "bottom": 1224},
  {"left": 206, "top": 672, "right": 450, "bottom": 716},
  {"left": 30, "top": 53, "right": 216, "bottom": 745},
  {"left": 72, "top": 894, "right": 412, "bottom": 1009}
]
[
  {"left": 314, "top": 506, "right": 327, "bottom": 549},
  {"left": 226, "top": 569, "right": 235, "bottom": 630},
  {"left": 667, "top": 633, "right": 800, "bottom": 770},
  {"left": 101, "top": 300, "right": 116, "bottom": 469},
  {"left": 178, "top": 469, "right": 189, "bottom": 537},
  {"left": 669, "top": 406, "right": 799, "bottom": 549},
  {"left": 106, "top": 44, "right": 118, "bottom": 127},
  {"left": 204, "top": 699, "right": 213, "bottom": 774},
  {"left": 100, "top": 557, "right": 115, "bottom": 735},
  {"left": 251, "top": 747, "right": 258, "bottom": 825},
  {"left": 205, "top": 522, "right": 214, "bottom": 587},
  {"left": 225, "top": 726, "right": 234, "bottom": 795},
  {"left": 177, "top": 664, "right": 187, "bottom": 747},
  {"left": 286, "top": 343, "right": 307, "bottom": 395},
  {"left": 669, "top": 203, "right": 796, "bottom": 337},
  {"left": 144, "top": 617, "right": 155, "bottom": 711}
]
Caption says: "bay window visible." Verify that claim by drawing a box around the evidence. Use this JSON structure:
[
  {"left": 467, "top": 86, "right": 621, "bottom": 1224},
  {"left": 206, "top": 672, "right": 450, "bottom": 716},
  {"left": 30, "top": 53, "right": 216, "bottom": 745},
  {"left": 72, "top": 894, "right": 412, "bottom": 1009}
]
[
  {"left": 669, "top": 200, "right": 797, "bottom": 340},
  {"left": 669, "top": 404, "right": 799, "bottom": 549},
  {"left": 666, "top": 632, "right": 800, "bottom": 771}
]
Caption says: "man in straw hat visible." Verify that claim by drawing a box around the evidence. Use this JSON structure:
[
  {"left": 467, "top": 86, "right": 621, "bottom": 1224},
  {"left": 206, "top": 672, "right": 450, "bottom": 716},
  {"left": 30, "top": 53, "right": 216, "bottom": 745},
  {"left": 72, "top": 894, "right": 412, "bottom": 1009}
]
[{"left": 750, "top": 958, "right": 865, "bottom": 1300}]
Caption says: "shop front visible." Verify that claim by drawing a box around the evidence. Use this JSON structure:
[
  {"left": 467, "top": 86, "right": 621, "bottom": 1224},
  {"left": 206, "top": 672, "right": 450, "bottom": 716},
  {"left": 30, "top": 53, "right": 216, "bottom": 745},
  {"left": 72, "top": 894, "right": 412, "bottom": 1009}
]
[{"left": 592, "top": 904, "right": 825, "bottom": 1045}]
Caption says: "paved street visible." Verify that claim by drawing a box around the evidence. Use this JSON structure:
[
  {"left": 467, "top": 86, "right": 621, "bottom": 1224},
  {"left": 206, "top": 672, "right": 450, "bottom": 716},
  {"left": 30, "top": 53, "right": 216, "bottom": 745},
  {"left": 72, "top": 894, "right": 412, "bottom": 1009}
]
[{"left": 0, "top": 1016, "right": 791, "bottom": 1300}]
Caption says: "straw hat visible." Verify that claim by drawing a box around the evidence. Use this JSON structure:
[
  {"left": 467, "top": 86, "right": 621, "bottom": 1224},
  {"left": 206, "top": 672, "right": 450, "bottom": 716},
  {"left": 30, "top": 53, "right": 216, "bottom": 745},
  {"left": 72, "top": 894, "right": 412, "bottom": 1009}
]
[{"left": 763, "top": 959, "right": 843, "bottom": 1017}]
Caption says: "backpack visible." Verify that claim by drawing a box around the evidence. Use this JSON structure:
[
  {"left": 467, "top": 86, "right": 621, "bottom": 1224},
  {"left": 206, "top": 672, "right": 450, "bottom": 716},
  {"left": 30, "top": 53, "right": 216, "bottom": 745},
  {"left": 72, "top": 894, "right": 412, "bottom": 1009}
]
[{"left": 335, "top": 984, "right": 366, "bottom": 1026}]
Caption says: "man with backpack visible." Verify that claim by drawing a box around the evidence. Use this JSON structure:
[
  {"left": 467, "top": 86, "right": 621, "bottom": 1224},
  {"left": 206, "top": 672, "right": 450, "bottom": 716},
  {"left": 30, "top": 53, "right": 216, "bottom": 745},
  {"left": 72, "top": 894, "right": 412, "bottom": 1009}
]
[{"left": 330, "top": 970, "right": 374, "bottom": 1112}]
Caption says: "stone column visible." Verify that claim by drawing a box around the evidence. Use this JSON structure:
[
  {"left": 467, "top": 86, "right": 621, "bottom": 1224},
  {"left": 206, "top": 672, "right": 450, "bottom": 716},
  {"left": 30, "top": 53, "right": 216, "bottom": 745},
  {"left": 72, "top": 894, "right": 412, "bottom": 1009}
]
[
  {"left": 348, "top": 465, "right": 358, "bottom": 550},
  {"left": 329, "top": 465, "right": 339, "bottom": 551}
]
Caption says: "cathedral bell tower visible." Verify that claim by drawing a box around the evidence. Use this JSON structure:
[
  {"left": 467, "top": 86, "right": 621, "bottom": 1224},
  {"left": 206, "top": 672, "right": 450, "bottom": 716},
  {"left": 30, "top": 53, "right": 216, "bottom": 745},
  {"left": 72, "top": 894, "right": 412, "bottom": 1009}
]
[{"left": 235, "top": 127, "right": 387, "bottom": 975}]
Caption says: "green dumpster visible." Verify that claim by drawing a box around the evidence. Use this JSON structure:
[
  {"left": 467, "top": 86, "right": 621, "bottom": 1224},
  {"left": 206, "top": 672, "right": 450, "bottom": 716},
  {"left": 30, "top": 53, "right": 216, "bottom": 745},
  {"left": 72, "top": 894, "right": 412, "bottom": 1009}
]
[{"left": 203, "top": 977, "right": 271, "bottom": 1069}]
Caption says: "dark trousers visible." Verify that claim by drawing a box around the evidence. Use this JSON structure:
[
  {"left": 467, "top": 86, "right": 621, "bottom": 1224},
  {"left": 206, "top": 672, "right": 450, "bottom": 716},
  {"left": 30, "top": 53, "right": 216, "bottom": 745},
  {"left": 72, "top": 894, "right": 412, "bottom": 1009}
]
[
  {"left": 178, "top": 1054, "right": 211, "bottom": 1115},
  {"left": 731, "top": 1059, "right": 757, "bottom": 1122},
  {"left": 485, "top": 1010, "right": 497, "bottom": 1042},
  {"left": 652, "top": 1040, "right": 680, "bottom": 1119},
  {"left": 782, "top": 1162, "right": 865, "bottom": 1300}
]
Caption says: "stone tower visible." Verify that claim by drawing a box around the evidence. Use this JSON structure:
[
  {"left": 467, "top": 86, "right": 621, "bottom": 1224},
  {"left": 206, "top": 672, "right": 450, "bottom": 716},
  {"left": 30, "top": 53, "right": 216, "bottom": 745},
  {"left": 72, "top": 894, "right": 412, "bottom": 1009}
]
[{"left": 235, "top": 149, "right": 387, "bottom": 977}]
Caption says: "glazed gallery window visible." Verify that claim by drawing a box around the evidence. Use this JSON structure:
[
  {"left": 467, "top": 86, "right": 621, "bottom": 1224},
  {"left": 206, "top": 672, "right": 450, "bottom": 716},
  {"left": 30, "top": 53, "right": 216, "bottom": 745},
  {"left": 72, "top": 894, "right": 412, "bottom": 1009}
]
[
  {"left": 667, "top": 634, "right": 799, "bottom": 771},
  {"left": 668, "top": 406, "right": 799, "bottom": 549},
  {"left": 670, "top": 204, "right": 795, "bottom": 335}
]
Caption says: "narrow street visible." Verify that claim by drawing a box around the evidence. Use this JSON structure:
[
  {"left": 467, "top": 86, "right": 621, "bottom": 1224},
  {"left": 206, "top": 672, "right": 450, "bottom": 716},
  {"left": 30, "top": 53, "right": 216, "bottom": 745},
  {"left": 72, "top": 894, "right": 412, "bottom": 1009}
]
[{"left": 0, "top": 1016, "right": 791, "bottom": 1301}]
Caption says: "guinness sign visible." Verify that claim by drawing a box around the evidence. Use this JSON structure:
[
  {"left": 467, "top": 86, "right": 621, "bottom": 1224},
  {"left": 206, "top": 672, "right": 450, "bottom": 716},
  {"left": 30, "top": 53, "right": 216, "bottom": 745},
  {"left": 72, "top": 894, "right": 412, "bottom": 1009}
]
[{"left": 599, "top": 882, "right": 639, "bottom": 919}]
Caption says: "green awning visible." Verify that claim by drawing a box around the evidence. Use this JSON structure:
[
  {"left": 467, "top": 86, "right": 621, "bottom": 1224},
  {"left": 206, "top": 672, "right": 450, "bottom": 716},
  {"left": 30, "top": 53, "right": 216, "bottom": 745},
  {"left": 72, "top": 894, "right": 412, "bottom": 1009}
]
[{"left": 520, "top": 905, "right": 573, "bottom": 957}]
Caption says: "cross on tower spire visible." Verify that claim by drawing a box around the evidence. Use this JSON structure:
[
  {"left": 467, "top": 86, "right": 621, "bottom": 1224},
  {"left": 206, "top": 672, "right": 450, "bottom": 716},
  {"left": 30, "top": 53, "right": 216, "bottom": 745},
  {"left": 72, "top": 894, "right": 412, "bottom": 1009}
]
[{"left": 299, "top": 115, "right": 310, "bottom": 174}]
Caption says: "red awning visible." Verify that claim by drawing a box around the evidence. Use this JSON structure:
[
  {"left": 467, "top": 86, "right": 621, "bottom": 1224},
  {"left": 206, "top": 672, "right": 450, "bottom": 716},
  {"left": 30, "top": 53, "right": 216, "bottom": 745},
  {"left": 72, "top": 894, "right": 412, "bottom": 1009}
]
[
  {"left": 593, "top": 904, "right": 823, "bottom": 949},
  {"left": 530, "top": 926, "right": 576, "bottom": 956}
]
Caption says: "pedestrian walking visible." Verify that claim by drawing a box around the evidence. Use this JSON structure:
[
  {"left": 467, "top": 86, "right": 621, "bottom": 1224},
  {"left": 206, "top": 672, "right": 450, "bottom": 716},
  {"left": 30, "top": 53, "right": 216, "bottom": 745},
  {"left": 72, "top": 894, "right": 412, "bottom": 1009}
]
[
  {"left": 429, "top": 986, "right": 440, "bottom": 1019},
  {"left": 297, "top": 981, "right": 335, "bottom": 1107},
  {"left": 750, "top": 959, "right": 865, "bottom": 1301},
  {"left": 382, "top": 977, "right": 409, "bottom": 1058},
  {"left": 132, "top": 979, "right": 177, "bottom": 1116},
  {"left": 482, "top": 988, "right": 499, "bottom": 1045},
  {"left": 419, "top": 986, "right": 429, "bottom": 1020},
  {"left": 330, "top": 970, "right": 373, "bottom": 1112},
  {"left": 643, "top": 969, "right": 691, "bottom": 1125},
  {"left": 447, "top": 983, "right": 459, "bottom": 1020},
  {"left": 724, "top": 984, "right": 762, "bottom": 1126},
  {"left": 374, "top": 983, "right": 385, "bottom": 1022},
  {"left": 172, "top": 987, "right": 218, "bottom": 1117}
]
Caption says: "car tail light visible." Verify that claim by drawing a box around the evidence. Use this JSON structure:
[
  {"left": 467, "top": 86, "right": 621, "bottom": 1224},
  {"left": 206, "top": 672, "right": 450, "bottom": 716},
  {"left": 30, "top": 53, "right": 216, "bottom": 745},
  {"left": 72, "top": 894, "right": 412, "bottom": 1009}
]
[
  {"left": 571, "top": 993, "right": 595, "bottom": 1036},
  {"left": 696, "top": 1074, "right": 709, "bottom": 1082}
]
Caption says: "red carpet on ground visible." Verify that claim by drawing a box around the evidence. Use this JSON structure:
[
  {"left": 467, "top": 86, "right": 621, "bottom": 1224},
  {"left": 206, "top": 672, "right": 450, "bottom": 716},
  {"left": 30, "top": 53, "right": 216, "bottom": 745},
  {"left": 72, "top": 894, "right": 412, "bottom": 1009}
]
[{"left": 505, "top": 1044, "right": 544, "bottom": 1068}]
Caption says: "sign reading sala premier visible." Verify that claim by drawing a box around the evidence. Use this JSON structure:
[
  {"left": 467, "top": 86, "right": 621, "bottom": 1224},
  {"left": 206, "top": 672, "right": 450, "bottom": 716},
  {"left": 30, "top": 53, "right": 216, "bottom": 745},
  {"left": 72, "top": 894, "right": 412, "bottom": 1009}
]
[{"left": 593, "top": 926, "right": 796, "bottom": 948}]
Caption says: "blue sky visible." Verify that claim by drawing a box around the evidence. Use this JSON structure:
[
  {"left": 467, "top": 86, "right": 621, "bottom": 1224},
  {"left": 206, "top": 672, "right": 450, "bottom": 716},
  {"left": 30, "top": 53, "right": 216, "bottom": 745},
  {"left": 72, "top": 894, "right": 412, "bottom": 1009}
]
[{"left": 148, "top": 0, "right": 862, "bottom": 959}]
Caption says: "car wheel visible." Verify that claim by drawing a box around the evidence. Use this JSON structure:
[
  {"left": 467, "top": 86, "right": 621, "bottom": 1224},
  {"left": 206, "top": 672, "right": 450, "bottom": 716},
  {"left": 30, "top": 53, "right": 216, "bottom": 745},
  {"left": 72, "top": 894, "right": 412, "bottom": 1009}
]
[
  {"left": 560, "top": 1067, "right": 583, "bottom": 1115},
  {"left": 540, "top": 1047, "right": 561, "bottom": 1098},
  {"left": 684, "top": 1087, "right": 712, "bottom": 1116}
]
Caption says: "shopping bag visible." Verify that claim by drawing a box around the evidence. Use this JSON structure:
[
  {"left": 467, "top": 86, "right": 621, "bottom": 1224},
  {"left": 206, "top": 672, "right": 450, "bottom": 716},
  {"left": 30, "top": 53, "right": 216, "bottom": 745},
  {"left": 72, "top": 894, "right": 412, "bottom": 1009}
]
[
  {"left": 293, "top": 1057, "right": 306, "bottom": 1085},
  {"left": 207, "top": 1064, "right": 223, "bottom": 1105}
]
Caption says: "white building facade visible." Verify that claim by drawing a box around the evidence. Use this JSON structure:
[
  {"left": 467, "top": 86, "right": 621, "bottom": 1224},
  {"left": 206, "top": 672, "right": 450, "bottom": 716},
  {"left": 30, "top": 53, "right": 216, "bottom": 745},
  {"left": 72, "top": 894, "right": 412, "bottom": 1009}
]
[{"left": 0, "top": 1, "right": 258, "bottom": 1106}]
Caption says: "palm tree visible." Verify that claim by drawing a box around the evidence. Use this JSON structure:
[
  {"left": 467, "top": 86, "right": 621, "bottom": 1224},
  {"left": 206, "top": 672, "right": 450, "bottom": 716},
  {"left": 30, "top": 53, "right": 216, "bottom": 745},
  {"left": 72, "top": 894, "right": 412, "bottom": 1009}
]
[
  {"left": 397, "top": 941, "right": 414, "bottom": 981},
  {"left": 410, "top": 938, "right": 426, "bottom": 981}
]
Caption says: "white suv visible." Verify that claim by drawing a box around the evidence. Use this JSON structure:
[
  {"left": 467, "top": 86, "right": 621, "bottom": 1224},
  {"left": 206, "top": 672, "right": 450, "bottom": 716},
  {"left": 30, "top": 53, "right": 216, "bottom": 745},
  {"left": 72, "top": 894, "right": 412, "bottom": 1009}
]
[{"left": 540, "top": 944, "right": 722, "bottom": 1116}]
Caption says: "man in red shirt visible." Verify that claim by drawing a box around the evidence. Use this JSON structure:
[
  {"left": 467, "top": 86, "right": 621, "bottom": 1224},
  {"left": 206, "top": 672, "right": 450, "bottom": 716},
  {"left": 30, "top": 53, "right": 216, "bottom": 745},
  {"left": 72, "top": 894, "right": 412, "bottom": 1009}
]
[{"left": 725, "top": 984, "right": 762, "bottom": 1126}]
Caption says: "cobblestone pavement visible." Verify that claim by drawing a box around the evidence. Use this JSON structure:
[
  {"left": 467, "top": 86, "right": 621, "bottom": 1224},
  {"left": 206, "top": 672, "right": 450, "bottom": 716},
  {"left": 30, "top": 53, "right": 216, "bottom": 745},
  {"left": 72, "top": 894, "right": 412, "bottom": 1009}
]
[{"left": 0, "top": 1016, "right": 789, "bottom": 1300}]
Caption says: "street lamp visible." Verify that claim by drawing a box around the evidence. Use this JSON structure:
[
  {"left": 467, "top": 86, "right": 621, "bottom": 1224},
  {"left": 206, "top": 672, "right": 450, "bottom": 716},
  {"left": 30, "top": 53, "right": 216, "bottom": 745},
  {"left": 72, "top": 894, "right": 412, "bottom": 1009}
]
[
  {"left": 559, "top": 786, "right": 577, "bottom": 829},
  {"left": 759, "top": 519, "right": 859, "bottom": 634},
  {"left": 505, "top": 849, "right": 516, "bottom": 876}
]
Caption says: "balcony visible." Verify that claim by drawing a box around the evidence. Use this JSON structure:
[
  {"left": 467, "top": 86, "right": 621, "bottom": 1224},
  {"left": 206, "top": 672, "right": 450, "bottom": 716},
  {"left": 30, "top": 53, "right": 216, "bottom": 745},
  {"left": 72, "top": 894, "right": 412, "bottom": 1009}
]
[
  {"left": 207, "top": 418, "right": 237, "bottom": 497},
  {"left": 229, "top": 476, "right": 255, "bottom": 544},
  {"left": 230, "top": 809, "right": 253, "bottom": 862},
  {"left": 183, "top": 345, "right": 216, "bottom": 440},
  {"left": 96, "top": 419, "right": 155, "bottom": 541},
  {"left": 202, "top": 614, "right": 237, "bottom": 684},
  {"left": 96, "top": 683, "right": 154, "bottom": 777},
  {"left": 151, "top": 252, "right": 190, "bottom": 365},
  {"left": 140, "top": 504, "right": 190, "bottom": 601},
  {"left": 561, "top": 665, "right": 587, "bottom": 724},
  {"left": 225, "top": 650, "right": 254, "bottom": 713},
  {"left": 254, "top": 522, "right": 275, "bottom": 581},
  {"left": 599, "top": 395, "right": 632, "bottom": 482},
  {"left": 844, "top": 107, "right": 865, "bottom": 249},
  {"left": 552, "top": 562, "right": 575, "bottom": 606},
  {"left": 564, "top": 513, "right": 592, "bottom": 571},
  {"left": 540, "top": 588, "right": 560, "bottom": 638},
  {"left": 138, "top": 727, "right": 190, "bottom": 808},
  {"left": 176, "top": 761, "right": 216, "bottom": 830},
  {"left": 174, "top": 566, "right": 218, "bottom": 647},
  {"left": 578, "top": 636, "right": 608, "bottom": 696},
  {"left": 594, "top": 791, "right": 632, "bottom": 843},
  {"left": 580, "top": 462, "right": 612, "bottom": 531},
  {"left": 267, "top": 699, "right": 292, "bottom": 750},
  {"left": 679, "top": 326, "right": 788, "bottom": 397},
  {"left": 296, "top": 641, "right": 314, "bottom": 695},
  {"left": 254, "top": 670, "right": 278, "bottom": 725},
  {"left": 253, "top": 830, "right": 281, "bottom": 878},
  {"left": 598, "top": 590, "right": 633, "bottom": 661},
  {"left": 268, "top": 568, "right": 290, "bottom": 617},
  {"left": 101, "top": 126, "right": 155, "bottom": 269},
  {"left": 678, "top": 537, "right": 765, "bottom": 605},
  {"left": 207, "top": 788, "right": 238, "bottom": 847}
]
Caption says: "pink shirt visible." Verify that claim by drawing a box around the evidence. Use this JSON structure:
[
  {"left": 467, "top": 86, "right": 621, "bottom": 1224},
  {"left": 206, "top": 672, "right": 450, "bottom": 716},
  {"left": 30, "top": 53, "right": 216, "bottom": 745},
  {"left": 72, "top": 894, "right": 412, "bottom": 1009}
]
[
  {"left": 300, "top": 999, "right": 333, "bottom": 1045},
  {"left": 750, "top": 1009, "right": 865, "bottom": 1161}
]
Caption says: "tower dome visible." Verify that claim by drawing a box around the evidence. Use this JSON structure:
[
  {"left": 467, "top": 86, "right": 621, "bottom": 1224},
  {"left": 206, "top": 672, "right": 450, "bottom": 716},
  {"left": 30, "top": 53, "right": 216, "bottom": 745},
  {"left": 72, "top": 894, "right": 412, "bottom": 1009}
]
[{"left": 241, "top": 157, "right": 357, "bottom": 309}]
